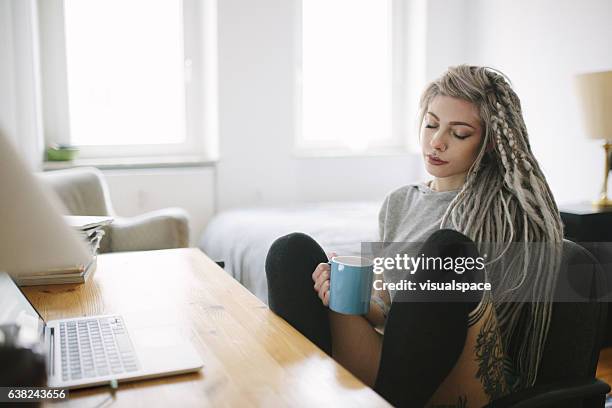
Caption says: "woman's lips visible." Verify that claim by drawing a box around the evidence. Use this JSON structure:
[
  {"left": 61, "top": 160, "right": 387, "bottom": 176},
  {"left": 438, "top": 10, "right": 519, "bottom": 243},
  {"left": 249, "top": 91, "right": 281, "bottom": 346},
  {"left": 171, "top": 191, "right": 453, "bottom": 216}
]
[{"left": 426, "top": 154, "right": 449, "bottom": 165}]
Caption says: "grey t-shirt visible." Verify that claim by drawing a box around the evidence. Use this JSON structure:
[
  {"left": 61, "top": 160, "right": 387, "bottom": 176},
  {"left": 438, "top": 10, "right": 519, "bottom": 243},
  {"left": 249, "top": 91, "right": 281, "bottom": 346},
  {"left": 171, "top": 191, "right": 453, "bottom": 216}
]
[{"left": 378, "top": 181, "right": 459, "bottom": 300}]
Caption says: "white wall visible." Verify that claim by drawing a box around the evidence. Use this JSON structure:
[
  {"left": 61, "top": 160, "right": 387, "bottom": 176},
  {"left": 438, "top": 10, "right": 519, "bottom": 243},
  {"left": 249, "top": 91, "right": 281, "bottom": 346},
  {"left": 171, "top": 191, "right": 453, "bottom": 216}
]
[
  {"left": 425, "top": 0, "right": 470, "bottom": 80},
  {"left": 102, "top": 168, "right": 216, "bottom": 246},
  {"left": 464, "top": 0, "right": 612, "bottom": 204}
]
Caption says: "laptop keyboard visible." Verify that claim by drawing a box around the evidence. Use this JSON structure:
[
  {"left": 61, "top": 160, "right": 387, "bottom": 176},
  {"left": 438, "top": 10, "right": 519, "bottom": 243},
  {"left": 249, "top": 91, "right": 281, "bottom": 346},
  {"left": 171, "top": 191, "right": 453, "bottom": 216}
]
[{"left": 59, "top": 316, "right": 139, "bottom": 381}]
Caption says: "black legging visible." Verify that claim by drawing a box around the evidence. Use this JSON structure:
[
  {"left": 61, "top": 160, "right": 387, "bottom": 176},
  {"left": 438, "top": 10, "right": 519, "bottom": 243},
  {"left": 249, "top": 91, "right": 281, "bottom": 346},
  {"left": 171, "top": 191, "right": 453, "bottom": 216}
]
[{"left": 265, "top": 229, "right": 484, "bottom": 407}]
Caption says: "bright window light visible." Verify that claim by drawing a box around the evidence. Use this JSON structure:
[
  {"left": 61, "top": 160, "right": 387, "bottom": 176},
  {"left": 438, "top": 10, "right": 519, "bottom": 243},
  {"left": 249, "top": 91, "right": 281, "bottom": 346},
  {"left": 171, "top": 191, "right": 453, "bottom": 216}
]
[
  {"left": 63, "top": 0, "right": 185, "bottom": 146},
  {"left": 301, "top": 0, "right": 393, "bottom": 151}
]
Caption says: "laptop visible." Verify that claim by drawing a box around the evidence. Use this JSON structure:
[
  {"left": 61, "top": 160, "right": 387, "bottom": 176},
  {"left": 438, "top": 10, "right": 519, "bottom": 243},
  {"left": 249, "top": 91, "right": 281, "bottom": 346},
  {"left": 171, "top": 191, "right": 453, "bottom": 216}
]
[{"left": 0, "top": 272, "right": 203, "bottom": 389}]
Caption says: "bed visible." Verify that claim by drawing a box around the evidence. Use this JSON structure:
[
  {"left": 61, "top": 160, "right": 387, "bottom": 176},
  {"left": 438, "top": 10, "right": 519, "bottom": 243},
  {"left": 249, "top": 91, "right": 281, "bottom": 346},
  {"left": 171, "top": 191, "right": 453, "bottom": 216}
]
[{"left": 199, "top": 201, "right": 381, "bottom": 303}]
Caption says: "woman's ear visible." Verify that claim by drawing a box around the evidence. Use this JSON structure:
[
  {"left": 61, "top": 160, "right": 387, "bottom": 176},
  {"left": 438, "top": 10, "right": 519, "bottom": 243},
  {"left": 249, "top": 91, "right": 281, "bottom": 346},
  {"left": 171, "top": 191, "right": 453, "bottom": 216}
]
[{"left": 485, "top": 140, "right": 494, "bottom": 152}]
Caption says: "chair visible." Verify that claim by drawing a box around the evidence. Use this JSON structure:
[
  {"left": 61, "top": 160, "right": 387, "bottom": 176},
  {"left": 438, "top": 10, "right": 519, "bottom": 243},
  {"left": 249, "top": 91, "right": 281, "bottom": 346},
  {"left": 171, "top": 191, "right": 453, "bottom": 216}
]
[
  {"left": 39, "top": 167, "right": 190, "bottom": 253},
  {"left": 485, "top": 240, "right": 609, "bottom": 408}
]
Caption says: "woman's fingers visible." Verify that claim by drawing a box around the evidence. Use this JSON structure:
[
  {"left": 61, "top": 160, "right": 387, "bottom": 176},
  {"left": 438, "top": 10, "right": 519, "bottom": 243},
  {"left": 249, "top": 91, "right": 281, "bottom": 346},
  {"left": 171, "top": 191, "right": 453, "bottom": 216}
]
[
  {"left": 312, "top": 261, "right": 331, "bottom": 306},
  {"left": 312, "top": 266, "right": 320, "bottom": 282},
  {"left": 318, "top": 279, "right": 329, "bottom": 302},
  {"left": 312, "top": 262, "right": 324, "bottom": 281},
  {"left": 312, "top": 262, "right": 329, "bottom": 284},
  {"left": 313, "top": 269, "right": 329, "bottom": 292}
]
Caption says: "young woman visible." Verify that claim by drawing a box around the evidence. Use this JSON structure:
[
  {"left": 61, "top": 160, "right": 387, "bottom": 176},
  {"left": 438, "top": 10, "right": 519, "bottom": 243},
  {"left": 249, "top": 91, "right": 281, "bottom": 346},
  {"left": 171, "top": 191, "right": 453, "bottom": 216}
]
[{"left": 266, "top": 65, "right": 563, "bottom": 407}]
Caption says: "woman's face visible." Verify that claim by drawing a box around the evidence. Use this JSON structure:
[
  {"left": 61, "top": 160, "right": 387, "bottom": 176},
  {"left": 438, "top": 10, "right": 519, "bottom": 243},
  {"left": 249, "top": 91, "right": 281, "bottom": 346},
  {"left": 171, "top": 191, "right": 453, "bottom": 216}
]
[{"left": 420, "top": 95, "right": 483, "bottom": 180}]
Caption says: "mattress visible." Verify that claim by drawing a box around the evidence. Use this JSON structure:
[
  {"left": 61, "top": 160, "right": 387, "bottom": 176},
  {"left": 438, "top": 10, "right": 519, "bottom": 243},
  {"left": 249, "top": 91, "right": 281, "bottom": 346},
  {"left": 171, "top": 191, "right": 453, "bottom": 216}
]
[{"left": 199, "top": 201, "right": 381, "bottom": 303}]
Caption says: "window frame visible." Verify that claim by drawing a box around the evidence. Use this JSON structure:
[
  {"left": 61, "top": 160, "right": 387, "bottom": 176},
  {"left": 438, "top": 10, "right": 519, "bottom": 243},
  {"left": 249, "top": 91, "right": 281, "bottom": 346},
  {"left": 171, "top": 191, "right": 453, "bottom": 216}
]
[
  {"left": 294, "top": 0, "right": 412, "bottom": 156},
  {"left": 37, "top": 0, "right": 217, "bottom": 161}
]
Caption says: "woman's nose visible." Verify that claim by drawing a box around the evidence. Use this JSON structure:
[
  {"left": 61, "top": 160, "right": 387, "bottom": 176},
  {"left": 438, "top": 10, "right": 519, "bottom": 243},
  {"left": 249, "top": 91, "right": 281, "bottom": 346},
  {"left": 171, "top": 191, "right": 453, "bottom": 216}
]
[{"left": 430, "top": 132, "right": 447, "bottom": 152}]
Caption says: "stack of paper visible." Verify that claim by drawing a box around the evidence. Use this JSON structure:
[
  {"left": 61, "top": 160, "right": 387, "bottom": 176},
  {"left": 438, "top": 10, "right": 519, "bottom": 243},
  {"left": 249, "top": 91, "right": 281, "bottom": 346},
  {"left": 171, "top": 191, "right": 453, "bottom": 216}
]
[
  {"left": 64, "top": 216, "right": 114, "bottom": 257},
  {"left": 14, "top": 258, "right": 98, "bottom": 286},
  {"left": 14, "top": 216, "right": 113, "bottom": 286}
]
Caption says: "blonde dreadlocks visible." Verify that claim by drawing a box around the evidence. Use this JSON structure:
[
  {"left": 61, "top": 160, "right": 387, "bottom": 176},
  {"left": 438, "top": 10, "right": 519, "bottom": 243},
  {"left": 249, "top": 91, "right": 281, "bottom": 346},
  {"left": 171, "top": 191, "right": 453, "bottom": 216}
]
[{"left": 418, "top": 65, "right": 564, "bottom": 387}]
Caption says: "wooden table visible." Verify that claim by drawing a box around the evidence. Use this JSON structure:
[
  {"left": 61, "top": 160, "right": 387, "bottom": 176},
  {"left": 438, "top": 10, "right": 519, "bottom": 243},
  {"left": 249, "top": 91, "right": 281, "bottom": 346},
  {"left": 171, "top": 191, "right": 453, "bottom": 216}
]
[{"left": 22, "top": 248, "right": 389, "bottom": 407}]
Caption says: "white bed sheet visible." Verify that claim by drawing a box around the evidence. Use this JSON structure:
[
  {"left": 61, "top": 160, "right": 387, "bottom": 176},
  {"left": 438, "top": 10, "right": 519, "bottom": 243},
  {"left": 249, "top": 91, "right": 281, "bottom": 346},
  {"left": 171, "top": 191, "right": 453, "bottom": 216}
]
[{"left": 199, "top": 201, "right": 381, "bottom": 303}]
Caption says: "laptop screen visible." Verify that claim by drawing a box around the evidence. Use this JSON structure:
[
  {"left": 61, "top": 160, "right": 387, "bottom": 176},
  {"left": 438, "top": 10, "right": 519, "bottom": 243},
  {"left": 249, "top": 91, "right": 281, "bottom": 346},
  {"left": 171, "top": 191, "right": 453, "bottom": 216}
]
[{"left": 0, "top": 272, "right": 45, "bottom": 347}]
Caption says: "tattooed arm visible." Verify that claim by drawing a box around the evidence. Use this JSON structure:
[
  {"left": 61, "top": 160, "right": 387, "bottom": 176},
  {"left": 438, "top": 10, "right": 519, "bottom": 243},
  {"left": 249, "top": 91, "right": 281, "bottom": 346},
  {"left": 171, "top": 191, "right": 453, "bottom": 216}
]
[
  {"left": 426, "top": 299, "right": 509, "bottom": 408},
  {"left": 474, "top": 308, "right": 508, "bottom": 401}
]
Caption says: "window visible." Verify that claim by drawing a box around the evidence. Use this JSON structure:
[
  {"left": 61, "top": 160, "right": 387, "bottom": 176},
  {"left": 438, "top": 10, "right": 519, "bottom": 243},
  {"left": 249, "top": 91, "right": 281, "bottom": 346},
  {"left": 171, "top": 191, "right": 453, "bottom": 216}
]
[
  {"left": 297, "top": 0, "right": 408, "bottom": 154},
  {"left": 38, "top": 0, "right": 217, "bottom": 160}
]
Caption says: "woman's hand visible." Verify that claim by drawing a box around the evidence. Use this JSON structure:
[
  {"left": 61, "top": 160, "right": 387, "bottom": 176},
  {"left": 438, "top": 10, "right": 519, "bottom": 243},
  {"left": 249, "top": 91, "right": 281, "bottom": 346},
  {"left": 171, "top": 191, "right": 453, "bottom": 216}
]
[{"left": 312, "top": 252, "right": 336, "bottom": 306}]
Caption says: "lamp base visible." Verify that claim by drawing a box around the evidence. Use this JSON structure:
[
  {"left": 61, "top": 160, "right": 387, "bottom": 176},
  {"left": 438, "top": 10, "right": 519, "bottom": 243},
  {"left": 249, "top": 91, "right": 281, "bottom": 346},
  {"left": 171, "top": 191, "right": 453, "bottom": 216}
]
[
  {"left": 594, "top": 142, "right": 612, "bottom": 209},
  {"left": 592, "top": 196, "right": 612, "bottom": 209}
]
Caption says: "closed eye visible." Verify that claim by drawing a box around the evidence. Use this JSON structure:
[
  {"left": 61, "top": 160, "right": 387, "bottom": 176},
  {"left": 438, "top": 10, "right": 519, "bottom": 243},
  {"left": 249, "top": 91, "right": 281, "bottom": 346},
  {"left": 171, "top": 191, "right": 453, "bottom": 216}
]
[{"left": 425, "top": 122, "right": 470, "bottom": 139}]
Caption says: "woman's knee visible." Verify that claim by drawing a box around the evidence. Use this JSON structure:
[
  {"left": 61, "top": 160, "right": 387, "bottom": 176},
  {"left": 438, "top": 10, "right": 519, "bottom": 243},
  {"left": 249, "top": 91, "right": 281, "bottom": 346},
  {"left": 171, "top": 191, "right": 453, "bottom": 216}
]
[
  {"left": 427, "top": 228, "right": 472, "bottom": 245},
  {"left": 268, "top": 232, "right": 320, "bottom": 258},
  {"left": 421, "top": 228, "right": 479, "bottom": 259},
  {"left": 397, "top": 229, "right": 484, "bottom": 305},
  {"left": 265, "top": 232, "right": 327, "bottom": 279}
]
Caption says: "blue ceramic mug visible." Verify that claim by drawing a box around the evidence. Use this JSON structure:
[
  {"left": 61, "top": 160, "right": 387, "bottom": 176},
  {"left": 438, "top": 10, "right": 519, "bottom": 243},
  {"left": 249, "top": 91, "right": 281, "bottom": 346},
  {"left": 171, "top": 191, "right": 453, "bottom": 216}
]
[{"left": 329, "top": 256, "right": 374, "bottom": 315}]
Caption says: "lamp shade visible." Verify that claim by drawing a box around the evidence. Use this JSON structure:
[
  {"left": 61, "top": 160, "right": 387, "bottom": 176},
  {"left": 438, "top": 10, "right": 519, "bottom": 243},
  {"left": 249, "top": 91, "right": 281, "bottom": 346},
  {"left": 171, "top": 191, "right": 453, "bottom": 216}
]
[{"left": 575, "top": 70, "right": 612, "bottom": 140}]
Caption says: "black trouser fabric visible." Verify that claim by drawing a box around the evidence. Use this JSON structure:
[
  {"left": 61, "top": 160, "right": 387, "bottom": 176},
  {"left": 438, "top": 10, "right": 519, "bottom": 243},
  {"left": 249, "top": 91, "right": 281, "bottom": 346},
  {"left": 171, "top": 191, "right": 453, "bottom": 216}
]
[{"left": 265, "top": 229, "right": 483, "bottom": 407}]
